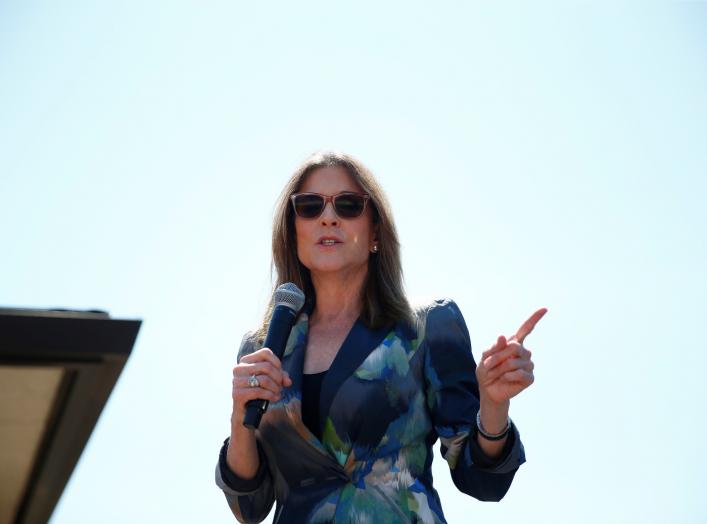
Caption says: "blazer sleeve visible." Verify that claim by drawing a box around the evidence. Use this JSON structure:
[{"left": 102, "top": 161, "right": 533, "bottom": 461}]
[
  {"left": 214, "top": 332, "right": 276, "bottom": 523},
  {"left": 422, "top": 299, "right": 526, "bottom": 502}
]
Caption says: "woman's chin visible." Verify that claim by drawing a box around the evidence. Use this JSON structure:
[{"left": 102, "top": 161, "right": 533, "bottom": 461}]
[{"left": 307, "top": 260, "right": 368, "bottom": 278}]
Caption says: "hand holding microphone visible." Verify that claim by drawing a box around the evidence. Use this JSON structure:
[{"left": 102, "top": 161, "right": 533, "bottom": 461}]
[
  {"left": 232, "top": 348, "right": 292, "bottom": 424},
  {"left": 231, "top": 283, "right": 305, "bottom": 430}
]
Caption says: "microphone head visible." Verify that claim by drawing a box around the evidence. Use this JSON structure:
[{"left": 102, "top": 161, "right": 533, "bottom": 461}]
[{"left": 273, "top": 283, "right": 305, "bottom": 313}]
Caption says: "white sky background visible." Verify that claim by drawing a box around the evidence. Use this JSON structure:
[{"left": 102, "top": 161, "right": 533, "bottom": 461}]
[{"left": 1, "top": 2, "right": 706, "bottom": 523}]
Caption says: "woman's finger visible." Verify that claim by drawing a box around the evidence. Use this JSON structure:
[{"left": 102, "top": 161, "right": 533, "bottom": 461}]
[
  {"left": 483, "top": 341, "right": 528, "bottom": 370},
  {"left": 499, "top": 368, "right": 534, "bottom": 386},
  {"left": 481, "top": 335, "right": 507, "bottom": 361},
  {"left": 240, "top": 347, "right": 283, "bottom": 370},
  {"left": 485, "top": 357, "right": 532, "bottom": 382},
  {"left": 234, "top": 373, "right": 282, "bottom": 394},
  {"left": 513, "top": 308, "right": 548, "bottom": 344},
  {"left": 233, "top": 384, "right": 281, "bottom": 404},
  {"left": 236, "top": 361, "right": 282, "bottom": 381}
]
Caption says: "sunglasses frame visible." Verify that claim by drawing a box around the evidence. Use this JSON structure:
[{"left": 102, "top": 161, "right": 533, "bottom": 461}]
[{"left": 290, "top": 191, "right": 371, "bottom": 220}]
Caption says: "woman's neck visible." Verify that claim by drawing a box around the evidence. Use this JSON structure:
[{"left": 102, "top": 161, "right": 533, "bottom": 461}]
[{"left": 310, "top": 268, "right": 366, "bottom": 325}]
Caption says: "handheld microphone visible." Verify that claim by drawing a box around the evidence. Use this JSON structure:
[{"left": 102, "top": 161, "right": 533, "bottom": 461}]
[{"left": 243, "top": 282, "right": 305, "bottom": 429}]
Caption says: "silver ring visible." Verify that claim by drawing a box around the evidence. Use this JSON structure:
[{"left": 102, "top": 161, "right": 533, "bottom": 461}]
[{"left": 248, "top": 374, "right": 260, "bottom": 388}]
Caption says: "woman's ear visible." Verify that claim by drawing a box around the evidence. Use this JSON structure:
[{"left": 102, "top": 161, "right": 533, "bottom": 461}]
[{"left": 370, "top": 224, "right": 380, "bottom": 254}]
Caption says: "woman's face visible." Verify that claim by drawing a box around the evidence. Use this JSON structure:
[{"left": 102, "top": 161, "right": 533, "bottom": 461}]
[{"left": 294, "top": 166, "right": 376, "bottom": 279}]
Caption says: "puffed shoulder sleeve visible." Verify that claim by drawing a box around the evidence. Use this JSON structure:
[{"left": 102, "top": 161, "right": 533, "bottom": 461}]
[
  {"left": 421, "top": 299, "right": 526, "bottom": 502},
  {"left": 214, "top": 332, "right": 275, "bottom": 523}
]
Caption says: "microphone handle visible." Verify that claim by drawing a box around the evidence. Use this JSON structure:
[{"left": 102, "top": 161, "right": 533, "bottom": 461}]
[{"left": 243, "top": 306, "right": 297, "bottom": 429}]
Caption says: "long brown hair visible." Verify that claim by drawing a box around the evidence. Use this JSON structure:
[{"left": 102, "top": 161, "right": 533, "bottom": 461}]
[{"left": 257, "top": 151, "right": 413, "bottom": 339}]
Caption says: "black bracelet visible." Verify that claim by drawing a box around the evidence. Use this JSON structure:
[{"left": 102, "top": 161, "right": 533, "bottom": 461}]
[{"left": 476, "top": 410, "right": 511, "bottom": 441}]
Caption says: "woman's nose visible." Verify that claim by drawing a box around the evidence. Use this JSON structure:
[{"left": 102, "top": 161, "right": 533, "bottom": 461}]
[{"left": 320, "top": 201, "right": 339, "bottom": 225}]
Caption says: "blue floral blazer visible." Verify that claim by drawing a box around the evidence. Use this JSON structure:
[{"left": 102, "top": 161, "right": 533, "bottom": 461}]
[{"left": 215, "top": 299, "right": 525, "bottom": 523}]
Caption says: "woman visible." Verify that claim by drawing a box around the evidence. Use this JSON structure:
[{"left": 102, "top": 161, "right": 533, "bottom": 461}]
[{"left": 216, "top": 152, "right": 546, "bottom": 523}]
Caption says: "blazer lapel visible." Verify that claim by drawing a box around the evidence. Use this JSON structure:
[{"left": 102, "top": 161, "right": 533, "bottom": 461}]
[
  {"left": 278, "top": 311, "right": 393, "bottom": 462},
  {"left": 280, "top": 311, "right": 309, "bottom": 406},
  {"left": 276, "top": 311, "right": 348, "bottom": 464},
  {"left": 319, "top": 319, "right": 393, "bottom": 423}
]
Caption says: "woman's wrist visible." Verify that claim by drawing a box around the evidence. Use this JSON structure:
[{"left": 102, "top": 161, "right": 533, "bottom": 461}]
[
  {"left": 478, "top": 396, "right": 510, "bottom": 435},
  {"left": 228, "top": 411, "right": 259, "bottom": 475},
  {"left": 226, "top": 433, "right": 259, "bottom": 478},
  {"left": 230, "top": 416, "right": 257, "bottom": 447}
]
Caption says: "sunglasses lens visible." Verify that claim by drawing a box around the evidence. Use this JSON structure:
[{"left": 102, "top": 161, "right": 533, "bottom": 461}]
[
  {"left": 293, "top": 194, "right": 325, "bottom": 218},
  {"left": 334, "top": 194, "right": 366, "bottom": 218}
]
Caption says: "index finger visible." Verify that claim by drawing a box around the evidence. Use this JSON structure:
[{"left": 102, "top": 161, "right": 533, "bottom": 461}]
[
  {"left": 512, "top": 308, "right": 548, "bottom": 344},
  {"left": 240, "top": 347, "right": 283, "bottom": 369}
]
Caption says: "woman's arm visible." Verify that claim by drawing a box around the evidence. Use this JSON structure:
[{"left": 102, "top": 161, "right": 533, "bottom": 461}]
[
  {"left": 226, "top": 423, "right": 260, "bottom": 480},
  {"left": 476, "top": 398, "right": 510, "bottom": 458},
  {"left": 474, "top": 308, "right": 546, "bottom": 456},
  {"left": 422, "top": 299, "right": 530, "bottom": 502},
  {"left": 215, "top": 335, "right": 292, "bottom": 523},
  {"left": 227, "top": 345, "right": 291, "bottom": 479}
]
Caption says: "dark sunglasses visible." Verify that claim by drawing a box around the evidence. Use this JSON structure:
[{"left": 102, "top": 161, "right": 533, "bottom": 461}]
[{"left": 290, "top": 192, "right": 371, "bottom": 219}]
